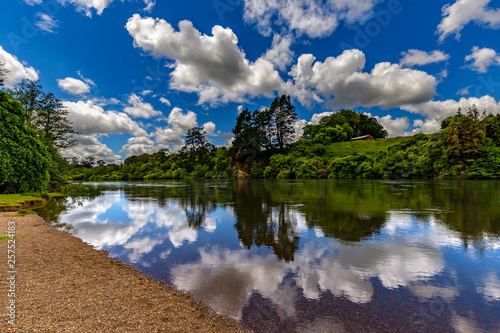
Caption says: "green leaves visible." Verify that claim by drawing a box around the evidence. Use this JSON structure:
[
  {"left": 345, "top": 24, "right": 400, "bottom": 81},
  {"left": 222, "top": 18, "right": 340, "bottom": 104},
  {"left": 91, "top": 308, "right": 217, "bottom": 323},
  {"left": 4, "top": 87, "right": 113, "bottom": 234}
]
[{"left": 0, "top": 91, "right": 50, "bottom": 193}]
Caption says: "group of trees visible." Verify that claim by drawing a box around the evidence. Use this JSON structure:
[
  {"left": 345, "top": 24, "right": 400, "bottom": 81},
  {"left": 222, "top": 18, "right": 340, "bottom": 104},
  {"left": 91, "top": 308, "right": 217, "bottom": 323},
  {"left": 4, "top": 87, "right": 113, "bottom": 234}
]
[
  {"left": 0, "top": 63, "right": 76, "bottom": 193},
  {"left": 70, "top": 100, "right": 500, "bottom": 181}
]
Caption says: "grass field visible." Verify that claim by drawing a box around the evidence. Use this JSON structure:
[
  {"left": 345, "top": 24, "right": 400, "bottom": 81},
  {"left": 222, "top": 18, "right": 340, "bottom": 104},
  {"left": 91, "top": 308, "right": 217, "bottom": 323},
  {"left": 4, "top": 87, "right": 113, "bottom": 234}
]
[{"left": 323, "top": 137, "right": 410, "bottom": 158}]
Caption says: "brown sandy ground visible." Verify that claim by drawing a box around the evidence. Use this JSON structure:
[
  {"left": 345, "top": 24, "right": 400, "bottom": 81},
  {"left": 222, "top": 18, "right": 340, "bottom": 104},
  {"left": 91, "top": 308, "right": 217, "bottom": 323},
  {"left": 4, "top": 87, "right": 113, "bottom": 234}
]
[{"left": 0, "top": 212, "right": 249, "bottom": 332}]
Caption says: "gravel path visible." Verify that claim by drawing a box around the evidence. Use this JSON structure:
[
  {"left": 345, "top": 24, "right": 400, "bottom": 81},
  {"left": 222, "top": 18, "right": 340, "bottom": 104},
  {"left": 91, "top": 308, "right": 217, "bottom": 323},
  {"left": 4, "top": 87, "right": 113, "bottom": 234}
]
[{"left": 0, "top": 213, "right": 248, "bottom": 332}]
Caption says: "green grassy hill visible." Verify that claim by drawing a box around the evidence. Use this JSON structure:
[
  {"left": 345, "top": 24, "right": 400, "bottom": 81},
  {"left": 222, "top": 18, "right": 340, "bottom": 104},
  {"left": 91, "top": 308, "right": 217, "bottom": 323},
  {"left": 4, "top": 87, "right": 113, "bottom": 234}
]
[{"left": 323, "top": 136, "right": 411, "bottom": 159}]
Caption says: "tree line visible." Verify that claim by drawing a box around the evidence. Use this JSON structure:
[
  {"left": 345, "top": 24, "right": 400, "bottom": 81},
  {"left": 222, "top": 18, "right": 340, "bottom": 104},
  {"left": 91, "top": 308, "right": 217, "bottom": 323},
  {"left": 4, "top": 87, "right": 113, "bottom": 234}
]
[{"left": 68, "top": 99, "right": 500, "bottom": 181}]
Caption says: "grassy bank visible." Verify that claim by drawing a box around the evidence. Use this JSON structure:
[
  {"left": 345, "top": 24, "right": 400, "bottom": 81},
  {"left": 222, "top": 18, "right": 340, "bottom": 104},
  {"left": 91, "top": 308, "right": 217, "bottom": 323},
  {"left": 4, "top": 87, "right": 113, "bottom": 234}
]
[{"left": 0, "top": 193, "right": 63, "bottom": 211}]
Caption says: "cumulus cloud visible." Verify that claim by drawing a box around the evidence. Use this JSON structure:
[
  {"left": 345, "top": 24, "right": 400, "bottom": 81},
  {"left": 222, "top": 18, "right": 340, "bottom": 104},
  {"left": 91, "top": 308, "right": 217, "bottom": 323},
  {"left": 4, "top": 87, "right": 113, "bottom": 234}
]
[
  {"left": 372, "top": 114, "right": 410, "bottom": 137},
  {"left": 61, "top": 134, "right": 124, "bottom": 164},
  {"left": 0, "top": 46, "right": 39, "bottom": 88},
  {"left": 123, "top": 93, "right": 163, "bottom": 118},
  {"left": 126, "top": 14, "right": 282, "bottom": 105},
  {"left": 64, "top": 100, "right": 146, "bottom": 136},
  {"left": 464, "top": 46, "right": 500, "bottom": 73},
  {"left": 400, "top": 49, "right": 450, "bottom": 67},
  {"left": 243, "top": 0, "right": 380, "bottom": 38},
  {"left": 34, "top": 13, "right": 60, "bottom": 33},
  {"left": 151, "top": 107, "right": 200, "bottom": 151},
  {"left": 288, "top": 49, "right": 437, "bottom": 109},
  {"left": 437, "top": 0, "right": 500, "bottom": 41},
  {"left": 57, "top": 77, "right": 91, "bottom": 95}
]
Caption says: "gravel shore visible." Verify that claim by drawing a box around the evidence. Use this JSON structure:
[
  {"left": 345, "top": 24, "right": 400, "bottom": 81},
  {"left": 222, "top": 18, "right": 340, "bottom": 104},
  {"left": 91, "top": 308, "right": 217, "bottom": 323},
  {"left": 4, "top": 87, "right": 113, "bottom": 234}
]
[{"left": 0, "top": 212, "right": 248, "bottom": 332}]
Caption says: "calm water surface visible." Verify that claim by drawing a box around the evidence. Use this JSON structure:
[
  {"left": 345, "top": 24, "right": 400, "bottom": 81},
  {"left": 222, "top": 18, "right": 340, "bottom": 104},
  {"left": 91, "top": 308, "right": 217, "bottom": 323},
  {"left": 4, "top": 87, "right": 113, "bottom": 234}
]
[{"left": 36, "top": 180, "right": 500, "bottom": 332}]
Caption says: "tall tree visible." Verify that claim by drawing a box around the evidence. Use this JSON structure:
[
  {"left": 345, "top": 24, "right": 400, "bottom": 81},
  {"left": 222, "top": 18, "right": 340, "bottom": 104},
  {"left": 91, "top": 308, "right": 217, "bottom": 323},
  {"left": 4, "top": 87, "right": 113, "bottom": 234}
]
[
  {"left": 445, "top": 105, "right": 487, "bottom": 168},
  {"left": 268, "top": 95, "right": 298, "bottom": 150},
  {"left": 181, "top": 126, "right": 215, "bottom": 160},
  {"left": 232, "top": 108, "right": 272, "bottom": 153},
  {"left": 9, "top": 80, "right": 76, "bottom": 151}
]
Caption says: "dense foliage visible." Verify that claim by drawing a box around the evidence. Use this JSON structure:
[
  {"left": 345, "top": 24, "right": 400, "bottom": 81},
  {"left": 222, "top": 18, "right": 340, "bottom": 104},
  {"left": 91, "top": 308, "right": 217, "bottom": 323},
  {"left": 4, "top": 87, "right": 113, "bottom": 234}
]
[{"left": 0, "top": 91, "right": 51, "bottom": 193}]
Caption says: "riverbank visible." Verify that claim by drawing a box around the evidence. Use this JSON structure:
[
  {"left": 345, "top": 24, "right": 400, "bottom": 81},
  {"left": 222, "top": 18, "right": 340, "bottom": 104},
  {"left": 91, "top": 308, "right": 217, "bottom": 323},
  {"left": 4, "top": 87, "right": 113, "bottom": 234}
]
[{"left": 0, "top": 213, "right": 248, "bottom": 332}]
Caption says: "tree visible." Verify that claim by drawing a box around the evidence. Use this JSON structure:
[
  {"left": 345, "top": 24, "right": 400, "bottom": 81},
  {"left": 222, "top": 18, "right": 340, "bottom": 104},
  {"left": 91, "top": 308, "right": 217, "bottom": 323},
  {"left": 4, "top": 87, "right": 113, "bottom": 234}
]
[
  {"left": 444, "top": 106, "right": 487, "bottom": 173},
  {"left": 9, "top": 80, "right": 77, "bottom": 150},
  {"left": 232, "top": 108, "right": 271, "bottom": 154},
  {"left": 267, "top": 95, "right": 298, "bottom": 150},
  {"left": 0, "top": 91, "right": 50, "bottom": 193},
  {"left": 181, "top": 126, "right": 215, "bottom": 158},
  {"left": 0, "top": 62, "right": 8, "bottom": 87}
]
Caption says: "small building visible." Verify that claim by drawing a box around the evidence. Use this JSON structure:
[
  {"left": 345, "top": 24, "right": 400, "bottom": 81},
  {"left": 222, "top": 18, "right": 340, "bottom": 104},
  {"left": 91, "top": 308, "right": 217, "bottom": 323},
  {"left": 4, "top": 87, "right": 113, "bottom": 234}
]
[{"left": 351, "top": 135, "right": 373, "bottom": 141}]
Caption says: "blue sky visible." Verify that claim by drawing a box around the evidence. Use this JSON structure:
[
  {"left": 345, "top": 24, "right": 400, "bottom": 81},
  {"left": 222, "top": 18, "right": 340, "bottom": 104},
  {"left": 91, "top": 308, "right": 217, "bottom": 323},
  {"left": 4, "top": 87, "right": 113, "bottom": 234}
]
[{"left": 1, "top": 0, "right": 500, "bottom": 163}]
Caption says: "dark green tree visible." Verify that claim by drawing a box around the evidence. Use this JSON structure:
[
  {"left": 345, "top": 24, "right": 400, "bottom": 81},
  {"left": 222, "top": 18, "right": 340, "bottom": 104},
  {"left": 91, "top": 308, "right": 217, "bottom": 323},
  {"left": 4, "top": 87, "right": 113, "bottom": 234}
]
[
  {"left": 232, "top": 108, "right": 272, "bottom": 153},
  {"left": 267, "top": 95, "right": 298, "bottom": 150},
  {"left": 181, "top": 126, "right": 215, "bottom": 158},
  {"left": 0, "top": 91, "right": 50, "bottom": 193}
]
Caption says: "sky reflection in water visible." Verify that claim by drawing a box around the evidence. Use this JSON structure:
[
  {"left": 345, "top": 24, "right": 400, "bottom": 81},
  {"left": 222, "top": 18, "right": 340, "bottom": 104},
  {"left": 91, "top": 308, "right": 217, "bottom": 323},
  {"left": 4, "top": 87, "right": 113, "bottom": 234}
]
[{"left": 36, "top": 180, "right": 500, "bottom": 332}]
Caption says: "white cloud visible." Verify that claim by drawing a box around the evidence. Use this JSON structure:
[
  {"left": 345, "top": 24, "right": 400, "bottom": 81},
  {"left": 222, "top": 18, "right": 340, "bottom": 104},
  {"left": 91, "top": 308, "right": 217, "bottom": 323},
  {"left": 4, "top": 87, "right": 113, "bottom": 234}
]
[
  {"left": 457, "top": 86, "right": 473, "bottom": 96},
  {"left": 437, "top": 0, "right": 500, "bottom": 41},
  {"left": 373, "top": 114, "right": 410, "bottom": 137},
  {"left": 202, "top": 121, "right": 216, "bottom": 135},
  {"left": 400, "top": 49, "right": 450, "bottom": 67},
  {"left": 58, "top": 0, "right": 115, "bottom": 17},
  {"left": 140, "top": 89, "right": 153, "bottom": 96},
  {"left": 159, "top": 97, "right": 171, "bottom": 106},
  {"left": 57, "top": 77, "right": 91, "bottom": 95},
  {"left": 23, "top": 0, "right": 43, "bottom": 4},
  {"left": 289, "top": 49, "right": 437, "bottom": 109},
  {"left": 143, "top": 0, "right": 155, "bottom": 12},
  {"left": 152, "top": 107, "right": 200, "bottom": 151},
  {"left": 263, "top": 34, "right": 294, "bottom": 71},
  {"left": 34, "top": 13, "right": 60, "bottom": 33},
  {"left": 123, "top": 93, "right": 163, "bottom": 118},
  {"left": 126, "top": 14, "right": 282, "bottom": 105},
  {"left": 64, "top": 100, "right": 146, "bottom": 136},
  {"left": 61, "top": 134, "right": 123, "bottom": 164},
  {"left": 0, "top": 46, "right": 39, "bottom": 88},
  {"left": 243, "top": 0, "right": 380, "bottom": 38},
  {"left": 55, "top": 0, "right": 156, "bottom": 17},
  {"left": 464, "top": 46, "right": 500, "bottom": 73}
]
